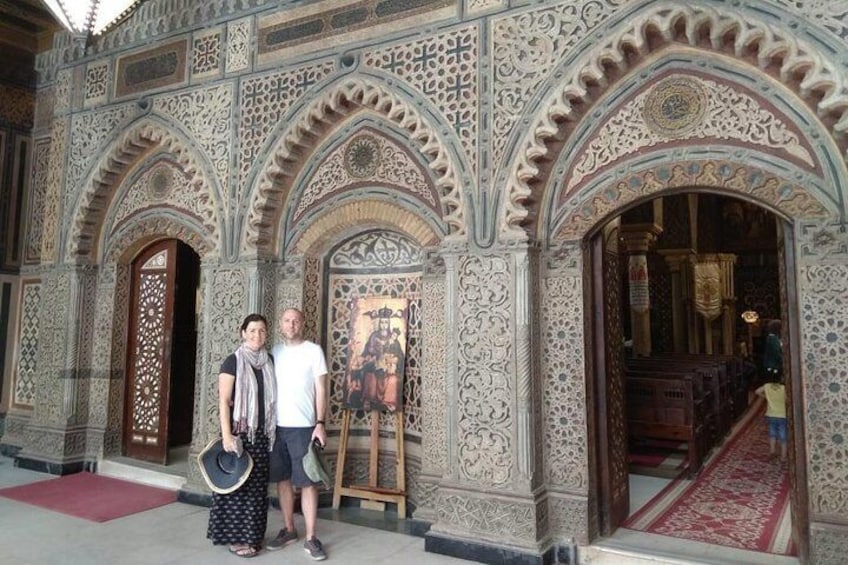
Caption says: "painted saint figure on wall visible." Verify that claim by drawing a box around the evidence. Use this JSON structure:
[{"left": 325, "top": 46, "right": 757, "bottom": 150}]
[{"left": 344, "top": 297, "right": 408, "bottom": 412}]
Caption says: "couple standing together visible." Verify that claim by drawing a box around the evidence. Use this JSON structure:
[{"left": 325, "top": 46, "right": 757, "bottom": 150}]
[{"left": 207, "top": 308, "right": 329, "bottom": 560}]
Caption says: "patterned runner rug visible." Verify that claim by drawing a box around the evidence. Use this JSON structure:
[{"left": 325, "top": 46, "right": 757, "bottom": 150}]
[{"left": 624, "top": 400, "right": 795, "bottom": 555}]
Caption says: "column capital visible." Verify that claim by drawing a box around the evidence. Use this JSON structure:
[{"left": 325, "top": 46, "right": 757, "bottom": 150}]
[{"left": 619, "top": 224, "right": 663, "bottom": 254}]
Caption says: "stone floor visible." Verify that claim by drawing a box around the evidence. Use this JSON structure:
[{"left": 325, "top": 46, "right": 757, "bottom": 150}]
[
  {"left": 0, "top": 452, "right": 802, "bottom": 565},
  {"left": 0, "top": 455, "right": 472, "bottom": 565}
]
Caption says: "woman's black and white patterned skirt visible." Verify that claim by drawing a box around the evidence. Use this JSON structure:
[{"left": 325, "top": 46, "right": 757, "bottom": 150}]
[{"left": 206, "top": 433, "right": 270, "bottom": 548}]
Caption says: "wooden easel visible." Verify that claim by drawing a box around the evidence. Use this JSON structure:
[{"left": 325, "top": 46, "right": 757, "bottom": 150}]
[{"left": 332, "top": 409, "right": 406, "bottom": 518}]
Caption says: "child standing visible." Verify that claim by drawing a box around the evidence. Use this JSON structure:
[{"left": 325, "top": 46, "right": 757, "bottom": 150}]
[
  {"left": 755, "top": 372, "right": 787, "bottom": 463},
  {"left": 757, "top": 320, "right": 786, "bottom": 462}
]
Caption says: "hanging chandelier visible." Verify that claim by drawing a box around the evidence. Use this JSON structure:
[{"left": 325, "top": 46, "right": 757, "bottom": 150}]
[{"left": 41, "top": 0, "right": 144, "bottom": 36}]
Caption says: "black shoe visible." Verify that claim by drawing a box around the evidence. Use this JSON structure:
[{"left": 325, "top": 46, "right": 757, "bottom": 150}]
[
  {"left": 304, "top": 537, "right": 327, "bottom": 561},
  {"left": 266, "top": 528, "right": 298, "bottom": 551}
]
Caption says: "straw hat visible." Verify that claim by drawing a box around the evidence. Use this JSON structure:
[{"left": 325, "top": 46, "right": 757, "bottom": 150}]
[{"left": 198, "top": 438, "right": 253, "bottom": 494}]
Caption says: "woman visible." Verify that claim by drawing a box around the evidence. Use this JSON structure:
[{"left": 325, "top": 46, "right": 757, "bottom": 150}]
[{"left": 207, "top": 314, "right": 277, "bottom": 558}]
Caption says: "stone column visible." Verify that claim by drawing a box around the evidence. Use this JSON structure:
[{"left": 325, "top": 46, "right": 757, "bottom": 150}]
[
  {"left": 415, "top": 248, "right": 449, "bottom": 523},
  {"left": 540, "top": 241, "right": 591, "bottom": 547},
  {"left": 275, "top": 254, "right": 322, "bottom": 341},
  {"left": 620, "top": 226, "right": 662, "bottom": 357},
  {"left": 16, "top": 263, "right": 97, "bottom": 473},
  {"left": 85, "top": 263, "right": 119, "bottom": 460},
  {"left": 182, "top": 258, "right": 250, "bottom": 495},
  {"left": 426, "top": 242, "right": 547, "bottom": 561},
  {"left": 660, "top": 252, "right": 695, "bottom": 353},
  {"left": 796, "top": 221, "right": 848, "bottom": 563}
]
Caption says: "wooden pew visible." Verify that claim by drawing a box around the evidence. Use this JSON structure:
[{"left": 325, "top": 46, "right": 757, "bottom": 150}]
[
  {"left": 626, "top": 357, "right": 726, "bottom": 444},
  {"left": 625, "top": 366, "right": 714, "bottom": 452},
  {"left": 625, "top": 374, "right": 704, "bottom": 477},
  {"left": 657, "top": 353, "right": 748, "bottom": 425}
]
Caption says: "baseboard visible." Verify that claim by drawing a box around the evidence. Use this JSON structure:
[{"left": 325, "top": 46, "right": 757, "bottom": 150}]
[{"left": 424, "top": 531, "right": 556, "bottom": 565}]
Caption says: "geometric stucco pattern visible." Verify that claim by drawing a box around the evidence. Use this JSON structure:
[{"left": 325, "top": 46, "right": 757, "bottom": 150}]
[
  {"left": 292, "top": 131, "right": 440, "bottom": 225},
  {"left": 489, "top": 0, "right": 621, "bottom": 170},
  {"left": 547, "top": 495, "right": 591, "bottom": 545},
  {"left": 434, "top": 489, "right": 539, "bottom": 547},
  {"left": 153, "top": 84, "right": 232, "bottom": 193},
  {"left": 108, "top": 160, "right": 220, "bottom": 240},
  {"left": 201, "top": 267, "right": 248, "bottom": 448},
  {"left": 565, "top": 74, "right": 817, "bottom": 194},
  {"left": 811, "top": 523, "right": 848, "bottom": 565},
  {"left": 800, "top": 262, "right": 848, "bottom": 516},
  {"left": 65, "top": 104, "right": 137, "bottom": 217},
  {"left": 66, "top": 119, "right": 217, "bottom": 261},
  {"left": 245, "top": 77, "right": 468, "bottom": 254},
  {"left": 768, "top": 0, "right": 848, "bottom": 42},
  {"left": 237, "top": 61, "right": 336, "bottom": 204},
  {"left": 421, "top": 269, "right": 448, "bottom": 475},
  {"left": 13, "top": 282, "right": 41, "bottom": 408},
  {"left": 541, "top": 274, "right": 588, "bottom": 491},
  {"left": 41, "top": 118, "right": 68, "bottom": 263},
  {"left": 25, "top": 139, "right": 50, "bottom": 264},
  {"left": 553, "top": 160, "right": 831, "bottom": 240},
  {"left": 363, "top": 25, "right": 479, "bottom": 177},
  {"left": 501, "top": 3, "right": 848, "bottom": 238},
  {"left": 225, "top": 18, "right": 251, "bottom": 74}
]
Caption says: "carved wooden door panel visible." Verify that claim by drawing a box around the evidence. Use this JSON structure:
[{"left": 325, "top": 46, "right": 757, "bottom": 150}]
[
  {"left": 124, "top": 240, "right": 178, "bottom": 464},
  {"left": 777, "top": 223, "right": 810, "bottom": 560},
  {"left": 593, "top": 232, "right": 629, "bottom": 534}
]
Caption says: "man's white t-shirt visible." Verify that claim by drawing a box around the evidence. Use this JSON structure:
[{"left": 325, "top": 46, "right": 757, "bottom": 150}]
[{"left": 271, "top": 340, "right": 328, "bottom": 427}]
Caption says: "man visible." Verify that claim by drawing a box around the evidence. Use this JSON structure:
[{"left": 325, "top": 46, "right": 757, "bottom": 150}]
[{"left": 267, "top": 308, "right": 329, "bottom": 560}]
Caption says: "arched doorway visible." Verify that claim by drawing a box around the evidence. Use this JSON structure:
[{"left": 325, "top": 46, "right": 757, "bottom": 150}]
[
  {"left": 589, "top": 191, "right": 807, "bottom": 557},
  {"left": 123, "top": 238, "right": 200, "bottom": 464}
]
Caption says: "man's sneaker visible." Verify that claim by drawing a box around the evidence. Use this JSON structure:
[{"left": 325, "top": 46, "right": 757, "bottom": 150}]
[
  {"left": 304, "top": 537, "right": 327, "bottom": 561},
  {"left": 266, "top": 528, "right": 298, "bottom": 551}
]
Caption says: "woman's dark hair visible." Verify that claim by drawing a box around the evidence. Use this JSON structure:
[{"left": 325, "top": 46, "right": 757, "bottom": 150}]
[
  {"left": 767, "top": 319, "right": 781, "bottom": 335},
  {"left": 240, "top": 313, "right": 268, "bottom": 332}
]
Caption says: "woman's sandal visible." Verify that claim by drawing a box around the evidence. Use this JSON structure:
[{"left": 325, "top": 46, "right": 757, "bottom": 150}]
[{"left": 228, "top": 545, "right": 259, "bottom": 558}]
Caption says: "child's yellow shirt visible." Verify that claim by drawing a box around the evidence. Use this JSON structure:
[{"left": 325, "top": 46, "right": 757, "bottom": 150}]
[{"left": 764, "top": 383, "right": 786, "bottom": 418}]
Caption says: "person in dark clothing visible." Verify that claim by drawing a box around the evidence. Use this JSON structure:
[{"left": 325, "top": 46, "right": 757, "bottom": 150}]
[
  {"left": 763, "top": 319, "right": 783, "bottom": 380},
  {"left": 207, "top": 314, "right": 277, "bottom": 558}
]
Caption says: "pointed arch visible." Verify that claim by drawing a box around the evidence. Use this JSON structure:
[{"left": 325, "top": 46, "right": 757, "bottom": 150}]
[
  {"left": 102, "top": 211, "right": 216, "bottom": 264},
  {"left": 241, "top": 76, "right": 469, "bottom": 256},
  {"left": 500, "top": 3, "right": 848, "bottom": 240},
  {"left": 293, "top": 199, "right": 440, "bottom": 255},
  {"left": 65, "top": 116, "right": 222, "bottom": 262},
  {"left": 550, "top": 158, "right": 831, "bottom": 241}
]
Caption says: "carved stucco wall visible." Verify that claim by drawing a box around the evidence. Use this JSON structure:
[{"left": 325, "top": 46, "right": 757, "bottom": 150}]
[{"left": 10, "top": 0, "right": 848, "bottom": 560}]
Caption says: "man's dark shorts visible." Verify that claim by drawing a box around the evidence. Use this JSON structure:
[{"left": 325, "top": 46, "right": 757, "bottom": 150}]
[{"left": 269, "top": 426, "right": 320, "bottom": 487}]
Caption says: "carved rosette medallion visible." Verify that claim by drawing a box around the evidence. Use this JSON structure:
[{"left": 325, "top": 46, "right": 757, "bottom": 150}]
[
  {"left": 148, "top": 165, "right": 174, "bottom": 201},
  {"left": 344, "top": 134, "right": 381, "bottom": 178},
  {"left": 642, "top": 77, "right": 708, "bottom": 138}
]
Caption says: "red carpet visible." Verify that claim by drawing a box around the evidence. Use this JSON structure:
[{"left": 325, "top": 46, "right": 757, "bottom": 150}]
[
  {"left": 0, "top": 472, "right": 177, "bottom": 522},
  {"left": 624, "top": 402, "right": 795, "bottom": 555},
  {"left": 629, "top": 440, "right": 687, "bottom": 478}
]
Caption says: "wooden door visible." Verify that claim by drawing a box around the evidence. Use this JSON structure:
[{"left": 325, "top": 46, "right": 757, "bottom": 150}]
[
  {"left": 592, "top": 230, "right": 629, "bottom": 534},
  {"left": 777, "top": 222, "right": 810, "bottom": 560},
  {"left": 124, "top": 240, "right": 179, "bottom": 463}
]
